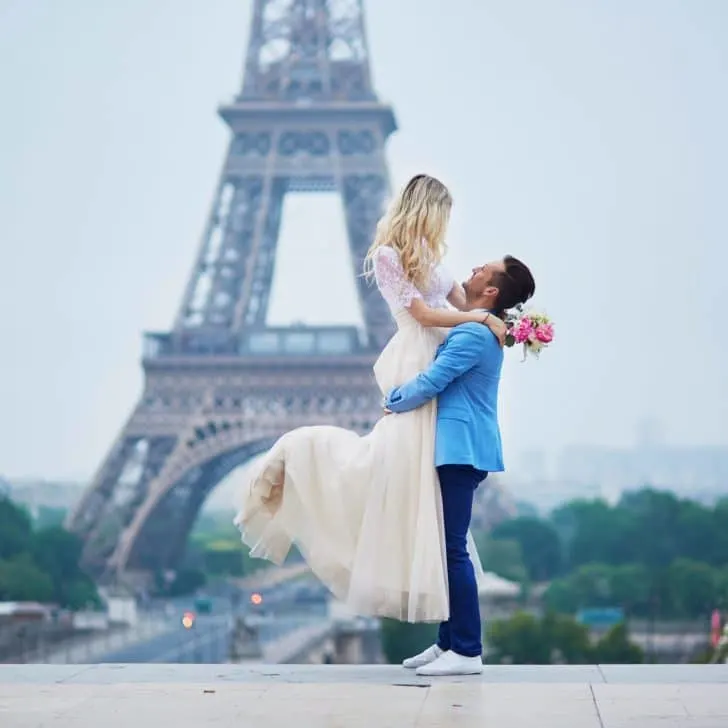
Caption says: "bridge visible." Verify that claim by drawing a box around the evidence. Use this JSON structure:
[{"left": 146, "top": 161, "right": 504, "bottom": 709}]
[{"left": 5, "top": 566, "right": 378, "bottom": 667}]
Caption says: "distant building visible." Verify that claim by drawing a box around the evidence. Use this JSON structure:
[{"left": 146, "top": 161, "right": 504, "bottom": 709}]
[
  {"left": 1, "top": 479, "right": 85, "bottom": 510},
  {"left": 556, "top": 443, "right": 728, "bottom": 501},
  {"left": 472, "top": 475, "right": 518, "bottom": 530},
  {"left": 507, "top": 440, "right": 728, "bottom": 511}
]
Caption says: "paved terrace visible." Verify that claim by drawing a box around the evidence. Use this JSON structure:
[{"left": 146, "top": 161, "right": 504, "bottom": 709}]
[{"left": 2, "top": 663, "right": 728, "bottom": 727}]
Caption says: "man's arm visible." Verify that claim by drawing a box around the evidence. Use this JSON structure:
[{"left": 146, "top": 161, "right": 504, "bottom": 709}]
[{"left": 384, "top": 324, "right": 487, "bottom": 413}]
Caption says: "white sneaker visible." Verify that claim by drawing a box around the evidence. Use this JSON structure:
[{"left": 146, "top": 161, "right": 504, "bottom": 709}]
[
  {"left": 402, "top": 644, "right": 443, "bottom": 669},
  {"left": 415, "top": 650, "right": 483, "bottom": 676}
]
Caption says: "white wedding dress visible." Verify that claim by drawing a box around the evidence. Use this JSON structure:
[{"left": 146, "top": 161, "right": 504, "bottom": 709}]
[{"left": 234, "top": 246, "right": 485, "bottom": 622}]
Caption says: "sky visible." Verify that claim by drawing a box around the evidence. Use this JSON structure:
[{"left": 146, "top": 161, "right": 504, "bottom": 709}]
[{"left": 1, "top": 0, "right": 727, "bottom": 489}]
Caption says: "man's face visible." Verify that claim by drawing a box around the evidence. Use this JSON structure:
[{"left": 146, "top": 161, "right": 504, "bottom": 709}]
[{"left": 463, "top": 259, "right": 506, "bottom": 300}]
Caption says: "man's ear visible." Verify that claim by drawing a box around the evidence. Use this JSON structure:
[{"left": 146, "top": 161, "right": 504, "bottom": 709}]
[{"left": 484, "top": 285, "right": 499, "bottom": 299}]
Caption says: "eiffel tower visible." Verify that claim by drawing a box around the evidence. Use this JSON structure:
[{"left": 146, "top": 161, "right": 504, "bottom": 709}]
[{"left": 66, "top": 0, "right": 396, "bottom": 582}]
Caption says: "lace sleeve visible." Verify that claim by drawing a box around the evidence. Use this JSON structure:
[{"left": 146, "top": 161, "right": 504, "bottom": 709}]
[{"left": 372, "top": 246, "right": 423, "bottom": 310}]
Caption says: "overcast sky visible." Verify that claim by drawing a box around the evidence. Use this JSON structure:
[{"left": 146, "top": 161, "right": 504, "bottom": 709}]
[{"left": 1, "top": 0, "right": 727, "bottom": 486}]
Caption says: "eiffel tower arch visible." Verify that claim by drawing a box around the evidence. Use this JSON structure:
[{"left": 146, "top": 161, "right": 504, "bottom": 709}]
[{"left": 66, "top": 0, "right": 397, "bottom": 581}]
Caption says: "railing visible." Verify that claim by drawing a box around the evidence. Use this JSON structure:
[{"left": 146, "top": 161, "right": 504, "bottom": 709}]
[
  {"left": 263, "top": 620, "right": 335, "bottom": 663},
  {"left": 143, "top": 325, "right": 368, "bottom": 359},
  {"left": 0, "top": 620, "right": 78, "bottom": 663},
  {"left": 1, "top": 614, "right": 170, "bottom": 664}
]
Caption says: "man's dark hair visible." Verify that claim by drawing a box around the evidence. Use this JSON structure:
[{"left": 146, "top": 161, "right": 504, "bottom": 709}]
[{"left": 492, "top": 255, "right": 536, "bottom": 316}]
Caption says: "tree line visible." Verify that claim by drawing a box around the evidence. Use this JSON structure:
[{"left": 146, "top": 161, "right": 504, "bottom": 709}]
[
  {"left": 477, "top": 487, "right": 728, "bottom": 619},
  {"left": 380, "top": 613, "right": 644, "bottom": 665},
  {"left": 0, "top": 496, "right": 98, "bottom": 609}
]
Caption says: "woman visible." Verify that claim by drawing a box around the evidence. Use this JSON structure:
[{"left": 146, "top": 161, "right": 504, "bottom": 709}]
[{"left": 234, "top": 174, "right": 506, "bottom": 623}]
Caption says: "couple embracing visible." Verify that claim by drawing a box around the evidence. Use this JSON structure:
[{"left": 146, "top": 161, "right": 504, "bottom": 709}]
[{"left": 235, "top": 174, "right": 546, "bottom": 676}]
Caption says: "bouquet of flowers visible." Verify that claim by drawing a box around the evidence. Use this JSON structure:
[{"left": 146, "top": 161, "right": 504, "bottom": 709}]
[{"left": 504, "top": 304, "right": 555, "bottom": 360}]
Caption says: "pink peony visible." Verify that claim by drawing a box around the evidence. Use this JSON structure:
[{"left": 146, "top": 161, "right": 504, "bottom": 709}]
[
  {"left": 512, "top": 317, "right": 534, "bottom": 344},
  {"left": 534, "top": 322, "right": 554, "bottom": 344}
]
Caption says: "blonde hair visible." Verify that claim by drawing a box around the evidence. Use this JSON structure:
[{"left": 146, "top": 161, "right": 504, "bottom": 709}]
[{"left": 364, "top": 174, "right": 452, "bottom": 290}]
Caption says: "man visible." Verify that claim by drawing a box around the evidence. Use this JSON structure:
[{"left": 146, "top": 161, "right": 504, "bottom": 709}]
[{"left": 383, "top": 255, "right": 536, "bottom": 676}]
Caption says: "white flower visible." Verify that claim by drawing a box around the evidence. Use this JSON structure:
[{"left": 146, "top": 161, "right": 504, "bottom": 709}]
[{"left": 527, "top": 339, "right": 544, "bottom": 357}]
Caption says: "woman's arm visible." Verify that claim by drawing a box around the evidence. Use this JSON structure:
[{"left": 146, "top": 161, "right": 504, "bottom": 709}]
[
  {"left": 371, "top": 246, "right": 504, "bottom": 341},
  {"left": 442, "top": 281, "right": 508, "bottom": 344},
  {"left": 447, "top": 281, "right": 468, "bottom": 311},
  {"left": 406, "top": 298, "right": 489, "bottom": 328}
]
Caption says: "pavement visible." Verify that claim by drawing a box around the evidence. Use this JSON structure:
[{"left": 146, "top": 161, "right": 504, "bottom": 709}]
[{"left": 2, "top": 664, "right": 728, "bottom": 727}]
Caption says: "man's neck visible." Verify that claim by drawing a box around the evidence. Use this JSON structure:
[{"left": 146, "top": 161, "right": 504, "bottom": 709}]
[{"left": 465, "top": 300, "right": 496, "bottom": 313}]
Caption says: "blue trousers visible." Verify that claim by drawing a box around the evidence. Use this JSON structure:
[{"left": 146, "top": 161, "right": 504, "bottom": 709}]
[{"left": 436, "top": 464, "right": 486, "bottom": 658}]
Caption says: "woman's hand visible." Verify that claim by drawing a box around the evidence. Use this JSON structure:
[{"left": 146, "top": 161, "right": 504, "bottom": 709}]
[
  {"left": 465, "top": 310, "right": 505, "bottom": 345},
  {"left": 478, "top": 313, "right": 507, "bottom": 346}
]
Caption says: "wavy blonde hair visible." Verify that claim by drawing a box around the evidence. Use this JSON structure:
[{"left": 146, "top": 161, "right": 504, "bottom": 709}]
[{"left": 364, "top": 174, "right": 452, "bottom": 290}]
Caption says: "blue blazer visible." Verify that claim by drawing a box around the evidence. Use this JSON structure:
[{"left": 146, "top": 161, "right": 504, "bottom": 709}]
[{"left": 384, "top": 322, "right": 504, "bottom": 473}]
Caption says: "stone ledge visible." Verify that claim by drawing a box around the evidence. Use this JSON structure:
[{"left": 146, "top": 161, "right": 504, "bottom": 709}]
[
  {"left": 3, "top": 665, "right": 728, "bottom": 727},
  {"left": 2, "top": 663, "right": 728, "bottom": 685}
]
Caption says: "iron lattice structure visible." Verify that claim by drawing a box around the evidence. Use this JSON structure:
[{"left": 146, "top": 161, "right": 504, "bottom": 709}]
[{"left": 66, "top": 0, "right": 397, "bottom": 581}]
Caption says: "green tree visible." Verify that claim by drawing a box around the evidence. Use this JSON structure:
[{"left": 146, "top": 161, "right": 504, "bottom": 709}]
[
  {"left": 486, "top": 612, "right": 595, "bottom": 664},
  {"left": 549, "top": 488, "right": 728, "bottom": 573},
  {"left": 477, "top": 487, "right": 728, "bottom": 620},
  {"left": 0, "top": 498, "right": 98, "bottom": 608},
  {"left": 62, "top": 580, "right": 100, "bottom": 611},
  {"left": 540, "top": 611, "right": 594, "bottom": 664},
  {"left": 34, "top": 506, "right": 67, "bottom": 530},
  {"left": 33, "top": 527, "right": 83, "bottom": 580},
  {"left": 32, "top": 527, "right": 99, "bottom": 609},
  {"left": 0, "top": 496, "right": 33, "bottom": 560},
  {"left": 544, "top": 563, "right": 651, "bottom": 616},
  {"left": 0, "top": 553, "right": 54, "bottom": 602},
  {"left": 491, "top": 517, "right": 562, "bottom": 581},
  {"left": 541, "top": 576, "right": 580, "bottom": 614},
  {"left": 486, "top": 612, "right": 643, "bottom": 665},
  {"left": 487, "top": 612, "right": 549, "bottom": 664},
  {"left": 711, "top": 499, "right": 728, "bottom": 566},
  {"left": 551, "top": 499, "right": 637, "bottom": 570},
  {"left": 619, "top": 489, "right": 685, "bottom": 569},
  {"left": 715, "top": 567, "right": 728, "bottom": 609},
  {"left": 666, "top": 558, "right": 719, "bottom": 618},
  {"left": 674, "top": 501, "right": 719, "bottom": 564},
  {"left": 608, "top": 563, "right": 651, "bottom": 615},
  {"left": 380, "top": 619, "right": 438, "bottom": 664},
  {"left": 476, "top": 535, "right": 528, "bottom": 584},
  {"left": 593, "top": 623, "right": 644, "bottom": 664}
]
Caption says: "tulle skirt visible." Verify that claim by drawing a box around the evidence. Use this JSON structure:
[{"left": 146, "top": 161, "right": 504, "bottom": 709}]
[{"left": 234, "top": 311, "right": 485, "bottom": 622}]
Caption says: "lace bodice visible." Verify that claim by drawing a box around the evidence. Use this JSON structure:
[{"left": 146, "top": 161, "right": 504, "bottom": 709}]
[{"left": 372, "top": 246, "right": 455, "bottom": 314}]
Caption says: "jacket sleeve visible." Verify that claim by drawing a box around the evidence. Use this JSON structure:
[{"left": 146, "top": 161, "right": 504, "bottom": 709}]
[{"left": 384, "top": 324, "right": 487, "bottom": 413}]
